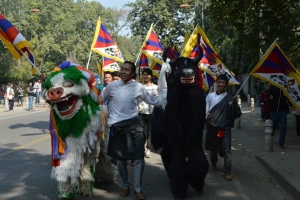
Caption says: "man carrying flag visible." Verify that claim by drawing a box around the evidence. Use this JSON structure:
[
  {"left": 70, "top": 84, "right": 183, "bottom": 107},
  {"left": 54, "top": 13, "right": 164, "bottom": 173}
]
[{"left": 250, "top": 41, "right": 300, "bottom": 149}]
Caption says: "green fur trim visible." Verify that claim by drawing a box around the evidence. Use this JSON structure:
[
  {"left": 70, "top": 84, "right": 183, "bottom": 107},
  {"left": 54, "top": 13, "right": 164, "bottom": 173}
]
[
  {"left": 52, "top": 95, "right": 99, "bottom": 139},
  {"left": 44, "top": 67, "right": 87, "bottom": 90}
]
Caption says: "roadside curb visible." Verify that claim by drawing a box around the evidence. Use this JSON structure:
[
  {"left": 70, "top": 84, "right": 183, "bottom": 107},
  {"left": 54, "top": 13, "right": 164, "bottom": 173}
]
[{"left": 255, "top": 153, "right": 300, "bottom": 200}]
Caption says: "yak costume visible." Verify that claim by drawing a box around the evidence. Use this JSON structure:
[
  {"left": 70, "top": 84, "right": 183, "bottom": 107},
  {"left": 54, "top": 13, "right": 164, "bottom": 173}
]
[
  {"left": 151, "top": 50, "right": 209, "bottom": 200},
  {"left": 44, "top": 61, "right": 113, "bottom": 198}
]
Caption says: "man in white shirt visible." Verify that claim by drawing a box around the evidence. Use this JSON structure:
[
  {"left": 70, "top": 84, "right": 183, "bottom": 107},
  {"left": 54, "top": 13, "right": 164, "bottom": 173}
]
[
  {"left": 34, "top": 79, "right": 42, "bottom": 105},
  {"left": 205, "top": 75, "right": 241, "bottom": 181},
  {"left": 138, "top": 68, "right": 158, "bottom": 158},
  {"left": 101, "top": 61, "right": 160, "bottom": 200}
]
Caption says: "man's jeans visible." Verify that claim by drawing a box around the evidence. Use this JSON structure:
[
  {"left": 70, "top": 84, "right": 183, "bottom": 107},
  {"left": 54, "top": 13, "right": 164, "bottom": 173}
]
[
  {"left": 28, "top": 96, "right": 34, "bottom": 110},
  {"left": 210, "top": 129, "right": 231, "bottom": 172},
  {"left": 35, "top": 91, "right": 40, "bottom": 104},
  {"left": 270, "top": 110, "right": 287, "bottom": 146}
]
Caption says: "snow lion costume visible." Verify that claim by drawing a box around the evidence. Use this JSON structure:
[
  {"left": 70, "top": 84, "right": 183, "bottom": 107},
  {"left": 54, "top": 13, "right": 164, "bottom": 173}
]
[{"left": 44, "top": 61, "right": 111, "bottom": 198}]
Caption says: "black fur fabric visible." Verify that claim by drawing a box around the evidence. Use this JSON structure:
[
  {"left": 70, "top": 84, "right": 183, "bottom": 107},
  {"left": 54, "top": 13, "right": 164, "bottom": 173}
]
[{"left": 151, "top": 56, "right": 209, "bottom": 199}]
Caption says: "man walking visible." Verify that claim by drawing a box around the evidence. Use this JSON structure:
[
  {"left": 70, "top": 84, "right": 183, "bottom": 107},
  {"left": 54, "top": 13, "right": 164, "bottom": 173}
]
[
  {"left": 269, "top": 85, "right": 291, "bottom": 149},
  {"left": 205, "top": 75, "right": 242, "bottom": 181},
  {"left": 101, "top": 61, "right": 160, "bottom": 200}
]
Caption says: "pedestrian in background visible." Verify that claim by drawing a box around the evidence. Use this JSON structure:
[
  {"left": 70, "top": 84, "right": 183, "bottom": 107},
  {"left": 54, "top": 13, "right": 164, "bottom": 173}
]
[
  {"left": 254, "top": 79, "right": 265, "bottom": 107},
  {"left": 7, "top": 83, "right": 15, "bottom": 112},
  {"left": 34, "top": 79, "right": 42, "bottom": 105},
  {"left": 268, "top": 85, "right": 292, "bottom": 149},
  {"left": 112, "top": 71, "right": 121, "bottom": 81},
  {"left": 17, "top": 85, "right": 24, "bottom": 106},
  {"left": 5, "top": 83, "right": 11, "bottom": 110},
  {"left": 27, "top": 82, "right": 35, "bottom": 111},
  {"left": 260, "top": 82, "right": 271, "bottom": 121},
  {"left": 138, "top": 68, "right": 158, "bottom": 158}
]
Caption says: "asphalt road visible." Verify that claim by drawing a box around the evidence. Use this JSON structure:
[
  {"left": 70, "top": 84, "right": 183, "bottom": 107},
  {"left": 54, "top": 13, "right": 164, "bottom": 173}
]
[{"left": 0, "top": 106, "right": 295, "bottom": 200}]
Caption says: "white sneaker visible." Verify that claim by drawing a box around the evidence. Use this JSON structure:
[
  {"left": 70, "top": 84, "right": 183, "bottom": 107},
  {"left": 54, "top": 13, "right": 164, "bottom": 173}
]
[{"left": 145, "top": 150, "right": 151, "bottom": 158}]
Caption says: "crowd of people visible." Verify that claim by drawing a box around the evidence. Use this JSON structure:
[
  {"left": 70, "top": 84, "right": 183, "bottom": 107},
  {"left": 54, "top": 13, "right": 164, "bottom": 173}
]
[{"left": 0, "top": 79, "right": 43, "bottom": 112}]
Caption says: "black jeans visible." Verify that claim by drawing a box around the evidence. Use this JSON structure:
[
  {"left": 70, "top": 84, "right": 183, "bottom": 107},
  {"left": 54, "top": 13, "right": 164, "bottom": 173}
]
[
  {"left": 139, "top": 114, "right": 152, "bottom": 150},
  {"left": 9, "top": 98, "right": 14, "bottom": 111},
  {"left": 18, "top": 96, "right": 23, "bottom": 105},
  {"left": 210, "top": 129, "right": 231, "bottom": 172}
]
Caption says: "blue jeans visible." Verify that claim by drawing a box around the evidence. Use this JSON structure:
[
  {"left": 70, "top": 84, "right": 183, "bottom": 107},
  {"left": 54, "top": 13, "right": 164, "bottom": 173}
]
[
  {"left": 116, "top": 159, "right": 145, "bottom": 192},
  {"left": 28, "top": 96, "right": 34, "bottom": 110},
  {"left": 35, "top": 91, "right": 40, "bottom": 104},
  {"left": 210, "top": 129, "right": 232, "bottom": 172},
  {"left": 270, "top": 110, "right": 287, "bottom": 146}
]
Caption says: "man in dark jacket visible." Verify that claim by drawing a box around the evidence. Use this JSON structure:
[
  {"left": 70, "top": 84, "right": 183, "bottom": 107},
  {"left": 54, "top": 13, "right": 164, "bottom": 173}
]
[{"left": 269, "top": 85, "right": 292, "bottom": 149}]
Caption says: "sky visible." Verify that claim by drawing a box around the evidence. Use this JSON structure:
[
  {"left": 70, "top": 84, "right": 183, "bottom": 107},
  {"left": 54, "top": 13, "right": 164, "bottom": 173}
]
[{"left": 96, "top": 0, "right": 135, "bottom": 9}]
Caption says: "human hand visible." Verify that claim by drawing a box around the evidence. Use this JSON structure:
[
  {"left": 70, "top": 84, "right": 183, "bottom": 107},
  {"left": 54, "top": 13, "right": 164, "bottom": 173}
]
[
  {"left": 232, "top": 97, "right": 237, "bottom": 102},
  {"left": 269, "top": 95, "right": 273, "bottom": 100}
]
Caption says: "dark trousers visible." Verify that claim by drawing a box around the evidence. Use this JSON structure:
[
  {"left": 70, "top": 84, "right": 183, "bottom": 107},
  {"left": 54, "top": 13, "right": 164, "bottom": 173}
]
[
  {"left": 9, "top": 98, "right": 14, "bottom": 111},
  {"left": 18, "top": 96, "right": 23, "bottom": 105},
  {"left": 210, "top": 129, "right": 232, "bottom": 172},
  {"left": 140, "top": 114, "right": 152, "bottom": 150}
]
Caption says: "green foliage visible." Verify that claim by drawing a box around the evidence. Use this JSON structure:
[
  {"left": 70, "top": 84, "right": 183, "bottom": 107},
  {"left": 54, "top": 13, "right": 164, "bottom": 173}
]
[
  {"left": 0, "top": 0, "right": 138, "bottom": 85},
  {"left": 127, "top": 0, "right": 300, "bottom": 75}
]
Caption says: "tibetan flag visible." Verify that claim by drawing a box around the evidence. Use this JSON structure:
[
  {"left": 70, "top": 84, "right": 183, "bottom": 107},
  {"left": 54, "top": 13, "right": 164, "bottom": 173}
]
[
  {"left": 184, "top": 26, "right": 240, "bottom": 85},
  {"left": 102, "top": 56, "right": 120, "bottom": 72},
  {"left": 0, "top": 14, "right": 36, "bottom": 74},
  {"left": 172, "top": 44, "right": 181, "bottom": 57},
  {"left": 250, "top": 42, "right": 300, "bottom": 110},
  {"left": 181, "top": 26, "right": 202, "bottom": 59},
  {"left": 150, "top": 60, "right": 162, "bottom": 78},
  {"left": 139, "top": 53, "right": 150, "bottom": 68},
  {"left": 91, "top": 19, "right": 124, "bottom": 63},
  {"left": 164, "top": 46, "right": 178, "bottom": 61},
  {"left": 202, "top": 70, "right": 215, "bottom": 91},
  {"left": 138, "top": 53, "right": 150, "bottom": 78},
  {"left": 181, "top": 31, "right": 190, "bottom": 52},
  {"left": 0, "top": 14, "right": 32, "bottom": 56},
  {"left": 141, "top": 24, "right": 164, "bottom": 64}
]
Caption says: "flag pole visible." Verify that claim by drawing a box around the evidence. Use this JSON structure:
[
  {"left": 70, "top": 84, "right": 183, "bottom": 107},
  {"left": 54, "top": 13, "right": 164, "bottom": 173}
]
[
  {"left": 234, "top": 76, "right": 250, "bottom": 98},
  {"left": 86, "top": 50, "right": 92, "bottom": 69},
  {"left": 20, "top": 49, "right": 41, "bottom": 75},
  {"left": 180, "top": 24, "right": 198, "bottom": 57}
]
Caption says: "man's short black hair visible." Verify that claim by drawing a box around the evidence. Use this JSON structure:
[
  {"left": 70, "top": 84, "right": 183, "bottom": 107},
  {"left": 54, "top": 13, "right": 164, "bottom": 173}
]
[
  {"left": 104, "top": 71, "right": 113, "bottom": 76},
  {"left": 142, "top": 68, "right": 153, "bottom": 77},
  {"left": 123, "top": 61, "right": 136, "bottom": 79},
  {"left": 112, "top": 71, "right": 120, "bottom": 77},
  {"left": 216, "top": 74, "right": 229, "bottom": 84}
]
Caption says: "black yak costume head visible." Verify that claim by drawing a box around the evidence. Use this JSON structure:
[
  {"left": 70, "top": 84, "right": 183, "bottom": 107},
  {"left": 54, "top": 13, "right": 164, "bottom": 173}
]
[{"left": 162, "top": 48, "right": 204, "bottom": 106}]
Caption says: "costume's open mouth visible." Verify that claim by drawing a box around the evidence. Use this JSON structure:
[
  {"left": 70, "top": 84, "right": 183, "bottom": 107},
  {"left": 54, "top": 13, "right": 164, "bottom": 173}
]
[
  {"left": 180, "top": 76, "right": 195, "bottom": 84},
  {"left": 53, "top": 95, "right": 78, "bottom": 116}
]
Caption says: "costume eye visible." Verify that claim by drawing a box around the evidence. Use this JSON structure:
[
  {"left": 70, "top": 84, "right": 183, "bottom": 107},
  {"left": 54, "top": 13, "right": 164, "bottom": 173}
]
[{"left": 63, "top": 80, "right": 74, "bottom": 87}]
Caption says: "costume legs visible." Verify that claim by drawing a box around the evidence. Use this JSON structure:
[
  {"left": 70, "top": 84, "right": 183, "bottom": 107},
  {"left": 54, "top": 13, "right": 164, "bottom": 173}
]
[
  {"left": 116, "top": 159, "right": 145, "bottom": 192},
  {"left": 187, "top": 135, "right": 209, "bottom": 193},
  {"left": 168, "top": 147, "right": 188, "bottom": 199}
]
